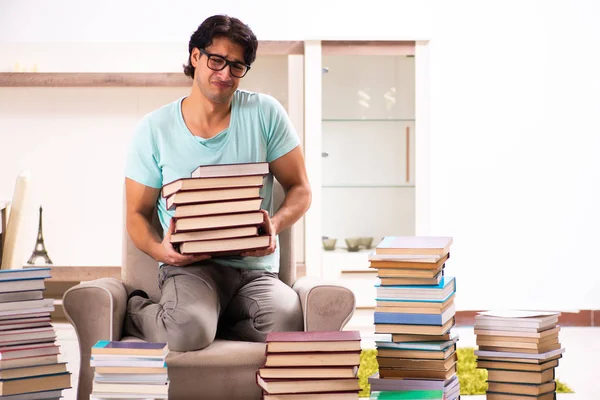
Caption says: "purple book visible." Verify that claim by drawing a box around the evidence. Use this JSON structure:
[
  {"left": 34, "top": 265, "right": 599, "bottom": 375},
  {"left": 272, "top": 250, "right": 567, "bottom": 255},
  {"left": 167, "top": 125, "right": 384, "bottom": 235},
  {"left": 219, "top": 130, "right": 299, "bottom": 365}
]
[{"left": 92, "top": 340, "right": 168, "bottom": 356}]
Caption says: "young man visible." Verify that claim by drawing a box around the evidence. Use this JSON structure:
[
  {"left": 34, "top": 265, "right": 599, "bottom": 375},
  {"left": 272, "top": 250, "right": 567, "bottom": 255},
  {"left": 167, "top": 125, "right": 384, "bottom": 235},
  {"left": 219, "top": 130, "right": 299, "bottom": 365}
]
[{"left": 123, "top": 15, "right": 311, "bottom": 352}]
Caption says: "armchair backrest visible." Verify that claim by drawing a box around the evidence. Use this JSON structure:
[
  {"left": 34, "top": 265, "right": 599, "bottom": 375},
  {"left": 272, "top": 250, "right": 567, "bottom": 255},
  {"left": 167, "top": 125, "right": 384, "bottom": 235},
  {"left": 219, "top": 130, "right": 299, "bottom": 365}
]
[{"left": 122, "top": 180, "right": 296, "bottom": 301}]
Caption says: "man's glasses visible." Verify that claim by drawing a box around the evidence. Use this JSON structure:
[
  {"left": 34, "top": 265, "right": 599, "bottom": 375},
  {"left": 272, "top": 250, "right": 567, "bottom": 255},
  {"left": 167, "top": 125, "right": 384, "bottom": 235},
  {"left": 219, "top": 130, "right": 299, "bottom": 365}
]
[{"left": 199, "top": 49, "right": 250, "bottom": 78}]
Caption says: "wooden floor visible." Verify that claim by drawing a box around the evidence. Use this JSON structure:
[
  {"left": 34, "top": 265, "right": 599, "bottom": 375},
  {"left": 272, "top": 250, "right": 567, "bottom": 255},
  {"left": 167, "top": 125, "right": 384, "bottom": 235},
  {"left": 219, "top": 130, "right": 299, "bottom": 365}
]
[
  {"left": 45, "top": 265, "right": 598, "bottom": 398},
  {"left": 55, "top": 322, "right": 599, "bottom": 399}
]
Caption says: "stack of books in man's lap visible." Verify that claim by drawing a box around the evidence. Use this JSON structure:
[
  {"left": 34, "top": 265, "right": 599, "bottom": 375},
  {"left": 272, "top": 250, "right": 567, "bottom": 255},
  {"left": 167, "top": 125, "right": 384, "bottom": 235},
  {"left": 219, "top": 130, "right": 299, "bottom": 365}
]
[
  {"left": 90, "top": 340, "right": 169, "bottom": 399},
  {"left": 163, "top": 162, "right": 271, "bottom": 256},
  {"left": 474, "top": 310, "right": 564, "bottom": 400},
  {"left": 256, "top": 331, "right": 362, "bottom": 399},
  {"left": 0, "top": 267, "right": 71, "bottom": 399},
  {"left": 367, "top": 236, "right": 460, "bottom": 400}
]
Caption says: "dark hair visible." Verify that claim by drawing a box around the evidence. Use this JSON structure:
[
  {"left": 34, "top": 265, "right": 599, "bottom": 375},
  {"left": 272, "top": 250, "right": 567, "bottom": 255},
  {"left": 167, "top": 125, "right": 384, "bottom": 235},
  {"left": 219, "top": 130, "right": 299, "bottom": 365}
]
[{"left": 183, "top": 15, "right": 258, "bottom": 79}]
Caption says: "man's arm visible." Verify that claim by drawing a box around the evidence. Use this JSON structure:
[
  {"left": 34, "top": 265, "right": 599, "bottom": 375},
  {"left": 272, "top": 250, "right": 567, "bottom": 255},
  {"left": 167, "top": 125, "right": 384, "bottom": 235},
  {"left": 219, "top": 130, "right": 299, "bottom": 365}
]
[
  {"left": 125, "top": 178, "right": 209, "bottom": 266},
  {"left": 240, "top": 146, "right": 311, "bottom": 258},
  {"left": 269, "top": 146, "right": 312, "bottom": 235}
]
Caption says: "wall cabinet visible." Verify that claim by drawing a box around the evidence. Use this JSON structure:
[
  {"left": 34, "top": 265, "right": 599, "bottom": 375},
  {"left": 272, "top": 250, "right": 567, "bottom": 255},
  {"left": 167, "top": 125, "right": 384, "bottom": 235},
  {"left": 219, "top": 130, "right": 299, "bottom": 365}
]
[
  {"left": 0, "top": 40, "right": 424, "bottom": 288},
  {"left": 315, "top": 42, "right": 418, "bottom": 306}
]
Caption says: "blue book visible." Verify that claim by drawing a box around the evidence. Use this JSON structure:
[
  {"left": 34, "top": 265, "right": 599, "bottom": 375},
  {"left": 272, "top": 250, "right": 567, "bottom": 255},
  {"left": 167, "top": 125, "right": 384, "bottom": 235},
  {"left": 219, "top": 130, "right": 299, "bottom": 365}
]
[
  {"left": 374, "top": 304, "right": 455, "bottom": 326},
  {"left": 0, "top": 267, "right": 51, "bottom": 282}
]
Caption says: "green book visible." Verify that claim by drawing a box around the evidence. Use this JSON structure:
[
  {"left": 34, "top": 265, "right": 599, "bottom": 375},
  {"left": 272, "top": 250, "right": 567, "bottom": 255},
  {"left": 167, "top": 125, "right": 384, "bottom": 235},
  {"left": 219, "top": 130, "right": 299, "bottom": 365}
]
[{"left": 369, "top": 390, "right": 444, "bottom": 400}]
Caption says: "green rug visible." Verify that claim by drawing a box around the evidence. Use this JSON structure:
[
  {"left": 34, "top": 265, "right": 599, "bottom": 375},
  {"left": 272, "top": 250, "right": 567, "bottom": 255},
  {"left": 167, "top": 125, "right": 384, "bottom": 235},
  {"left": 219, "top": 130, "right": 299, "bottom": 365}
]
[{"left": 357, "top": 348, "right": 574, "bottom": 397}]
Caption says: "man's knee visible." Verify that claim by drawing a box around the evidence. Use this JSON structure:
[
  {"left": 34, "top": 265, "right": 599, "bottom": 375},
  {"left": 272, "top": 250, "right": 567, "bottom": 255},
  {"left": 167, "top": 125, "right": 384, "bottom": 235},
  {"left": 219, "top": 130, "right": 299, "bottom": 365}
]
[
  {"left": 257, "top": 289, "right": 303, "bottom": 333},
  {"left": 274, "top": 296, "right": 304, "bottom": 331},
  {"left": 163, "top": 310, "right": 216, "bottom": 352}
]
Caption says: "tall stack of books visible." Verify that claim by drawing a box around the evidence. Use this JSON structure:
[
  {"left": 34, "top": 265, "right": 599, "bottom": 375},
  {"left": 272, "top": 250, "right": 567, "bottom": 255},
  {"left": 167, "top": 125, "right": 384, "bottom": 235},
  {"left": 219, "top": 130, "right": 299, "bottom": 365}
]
[
  {"left": 0, "top": 267, "right": 71, "bottom": 399},
  {"left": 256, "top": 331, "right": 362, "bottom": 399},
  {"left": 90, "top": 340, "right": 169, "bottom": 399},
  {"left": 474, "top": 310, "right": 564, "bottom": 400},
  {"left": 367, "top": 236, "right": 460, "bottom": 400},
  {"left": 163, "top": 162, "right": 271, "bottom": 256}
]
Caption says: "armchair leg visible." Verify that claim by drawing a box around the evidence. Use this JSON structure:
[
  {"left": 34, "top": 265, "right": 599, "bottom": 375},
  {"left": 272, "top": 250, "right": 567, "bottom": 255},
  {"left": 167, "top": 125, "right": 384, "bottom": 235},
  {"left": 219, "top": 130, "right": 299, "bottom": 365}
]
[{"left": 62, "top": 279, "right": 127, "bottom": 400}]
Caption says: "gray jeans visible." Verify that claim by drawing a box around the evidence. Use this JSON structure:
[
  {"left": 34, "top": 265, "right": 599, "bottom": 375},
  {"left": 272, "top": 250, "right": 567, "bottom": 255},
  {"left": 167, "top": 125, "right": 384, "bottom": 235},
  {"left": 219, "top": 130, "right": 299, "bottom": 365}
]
[{"left": 124, "top": 262, "right": 304, "bottom": 352}]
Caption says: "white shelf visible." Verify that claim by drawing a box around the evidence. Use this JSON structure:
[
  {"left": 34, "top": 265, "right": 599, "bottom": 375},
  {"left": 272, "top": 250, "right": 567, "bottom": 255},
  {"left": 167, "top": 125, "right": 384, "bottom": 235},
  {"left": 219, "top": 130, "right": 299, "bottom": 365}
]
[
  {"left": 322, "top": 248, "right": 373, "bottom": 254},
  {"left": 322, "top": 248, "right": 372, "bottom": 275}
]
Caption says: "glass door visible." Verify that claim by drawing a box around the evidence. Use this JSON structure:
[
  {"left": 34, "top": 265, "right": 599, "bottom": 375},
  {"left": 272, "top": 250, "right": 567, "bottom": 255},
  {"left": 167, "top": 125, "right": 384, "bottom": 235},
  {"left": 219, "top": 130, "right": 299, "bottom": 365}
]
[{"left": 320, "top": 42, "right": 416, "bottom": 306}]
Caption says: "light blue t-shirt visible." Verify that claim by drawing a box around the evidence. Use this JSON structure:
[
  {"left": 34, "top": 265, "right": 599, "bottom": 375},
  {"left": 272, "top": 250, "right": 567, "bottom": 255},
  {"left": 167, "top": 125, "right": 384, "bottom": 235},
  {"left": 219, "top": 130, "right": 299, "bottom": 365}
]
[{"left": 125, "top": 89, "right": 300, "bottom": 272}]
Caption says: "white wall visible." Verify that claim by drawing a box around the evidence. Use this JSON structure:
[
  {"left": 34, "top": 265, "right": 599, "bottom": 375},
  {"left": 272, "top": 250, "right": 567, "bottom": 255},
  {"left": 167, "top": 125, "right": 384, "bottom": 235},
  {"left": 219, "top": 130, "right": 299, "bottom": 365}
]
[
  {"left": 426, "top": 1, "right": 600, "bottom": 311},
  {"left": 1, "top": 0, "right": 599, "bottom": 311},
  {"left": 0, "top": 53, "right": 291, "bottom": 267},
  {"left": 0, "top": 0, "right": 432, "bottom": 43}
]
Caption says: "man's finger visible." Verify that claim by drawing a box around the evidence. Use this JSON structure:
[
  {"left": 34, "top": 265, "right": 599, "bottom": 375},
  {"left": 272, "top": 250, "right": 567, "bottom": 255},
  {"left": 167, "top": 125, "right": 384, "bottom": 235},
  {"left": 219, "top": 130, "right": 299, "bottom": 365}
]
[{"left": 241, "top": 249, "right": 272, "bottom": 258}]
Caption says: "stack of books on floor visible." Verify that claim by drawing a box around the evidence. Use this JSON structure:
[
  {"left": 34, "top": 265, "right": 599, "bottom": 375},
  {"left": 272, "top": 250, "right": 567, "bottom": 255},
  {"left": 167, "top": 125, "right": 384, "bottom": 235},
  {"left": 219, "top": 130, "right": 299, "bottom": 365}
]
[
  {"left": 367, "top": 236, "right": 460, "bottom": 400},
  {"left": 90, "top": 340, "right": 169, "bottom": 399},
  {"left": 163, "top": 162, "right": 271, "bottom": 256},
  {"left": 474, "top": 310, "right": 564, "bottom": 400},
  {"left": 0, "top": 267, "right": 71, "bottom": 399},
  {"left": 256, "top": 331, "right": 362, "bottom": 399}
]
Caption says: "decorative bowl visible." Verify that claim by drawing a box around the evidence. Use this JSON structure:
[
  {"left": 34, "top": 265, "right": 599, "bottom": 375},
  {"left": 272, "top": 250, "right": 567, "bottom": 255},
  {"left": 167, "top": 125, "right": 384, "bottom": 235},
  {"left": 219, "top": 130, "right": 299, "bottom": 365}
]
[
  {"left": 358, "top": 237, "right": 374, "bottom": 249},
  {"left": 345, "top": 238, "right": 361, "bottom": 252},
  {"left": 322, "top": 237, "right": 337, "bottom": 251}
]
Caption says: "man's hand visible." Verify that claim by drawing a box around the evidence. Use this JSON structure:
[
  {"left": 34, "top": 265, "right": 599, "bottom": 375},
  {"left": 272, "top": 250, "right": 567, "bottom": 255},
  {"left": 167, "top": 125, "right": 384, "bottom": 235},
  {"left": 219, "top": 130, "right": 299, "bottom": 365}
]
[
  {"left": 240, "top": 209, "right": 277, "bottom": 258},
  {"left": 157, "top": 220, "right": 211, "bottom": 267}
]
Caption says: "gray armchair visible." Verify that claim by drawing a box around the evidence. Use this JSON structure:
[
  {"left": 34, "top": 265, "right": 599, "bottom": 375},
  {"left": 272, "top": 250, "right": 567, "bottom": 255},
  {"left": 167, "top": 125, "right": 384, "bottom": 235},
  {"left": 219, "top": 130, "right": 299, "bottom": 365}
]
[{"left": 63, "top": 181, "right": 356, "bottom": 399}]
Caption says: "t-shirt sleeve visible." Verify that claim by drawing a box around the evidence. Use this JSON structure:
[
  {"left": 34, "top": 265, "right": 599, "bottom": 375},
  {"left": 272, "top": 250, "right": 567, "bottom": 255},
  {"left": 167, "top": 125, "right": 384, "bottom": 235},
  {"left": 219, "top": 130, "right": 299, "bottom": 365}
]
[
  {"left": 124, "top": 116, "right": 163, "bottom": 189},
  {"left": 259, "top": 94, "right": 301, "bottom": 163}
]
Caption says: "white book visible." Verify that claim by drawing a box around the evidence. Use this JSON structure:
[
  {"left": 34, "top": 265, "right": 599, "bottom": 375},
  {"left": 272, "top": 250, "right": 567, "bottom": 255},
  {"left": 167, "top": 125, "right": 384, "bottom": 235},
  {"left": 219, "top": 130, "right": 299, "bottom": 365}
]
[
  {"left": 0, "top": 305, "right": 55, "bottom": 317},
  {"left": 376, "top": 335, "right": 459, "bottom": 351},
  {"left": 376, "top": 276, "right": 455, "bottom": 301},
  {"left": 474, "top": 347, "right": 565, "bottom": 360},
  {"left": 94, "top": 373, "right": 168, "bottom": 383},
  {"left": 0, "top": 290, "right": 43, "bottom": 303},
  {"left": 91, "top": 359, "right": 166, "bottom": 368},
  {"left": 191, "top": 162, "right": 269, "bottom": 178},
  {"left": 0, "top": 298, "right": 54, "bottom": 312},
  {"left": 92, "top": 382, "right": 169, "bottom": 395},
  {"left": 477, "top": 310, "right": 560, "bottom": 319}
]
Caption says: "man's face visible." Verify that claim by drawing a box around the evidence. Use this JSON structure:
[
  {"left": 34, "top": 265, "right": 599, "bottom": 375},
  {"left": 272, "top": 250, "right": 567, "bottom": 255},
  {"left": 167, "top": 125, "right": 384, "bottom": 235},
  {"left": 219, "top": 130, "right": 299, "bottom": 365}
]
[{"left": 192, "top": 37, "right": 246, "bottom": 104}]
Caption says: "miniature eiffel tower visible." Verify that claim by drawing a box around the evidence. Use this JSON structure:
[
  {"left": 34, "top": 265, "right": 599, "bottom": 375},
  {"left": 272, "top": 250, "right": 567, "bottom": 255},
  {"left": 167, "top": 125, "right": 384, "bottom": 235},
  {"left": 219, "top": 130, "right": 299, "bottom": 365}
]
[{"left": 27, "top": 206, "right": 53, "bottom": 265}]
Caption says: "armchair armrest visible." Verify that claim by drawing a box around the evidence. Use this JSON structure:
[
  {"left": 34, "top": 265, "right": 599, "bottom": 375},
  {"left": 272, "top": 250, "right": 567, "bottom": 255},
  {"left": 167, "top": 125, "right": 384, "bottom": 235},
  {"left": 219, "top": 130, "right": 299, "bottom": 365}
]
[
  {"left": 62, "top": 278, "right": 127, "bottom": 400},
  {"left": 292, "top": 276, "right": 356, "bottom": 331}
]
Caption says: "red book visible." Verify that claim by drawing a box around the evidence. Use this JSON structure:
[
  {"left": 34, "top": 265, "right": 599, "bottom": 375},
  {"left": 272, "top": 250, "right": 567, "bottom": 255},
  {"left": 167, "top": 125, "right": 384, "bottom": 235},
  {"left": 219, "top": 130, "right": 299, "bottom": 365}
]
[{"left": 266, "top": 331, "right": 361, "bottom": 353}]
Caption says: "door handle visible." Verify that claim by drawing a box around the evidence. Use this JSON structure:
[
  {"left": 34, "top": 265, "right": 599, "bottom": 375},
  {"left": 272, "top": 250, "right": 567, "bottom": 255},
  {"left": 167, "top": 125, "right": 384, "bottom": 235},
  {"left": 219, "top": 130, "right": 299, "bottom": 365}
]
[{"left": 406, "top": 127, "right": 410, "bottom": 183}]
